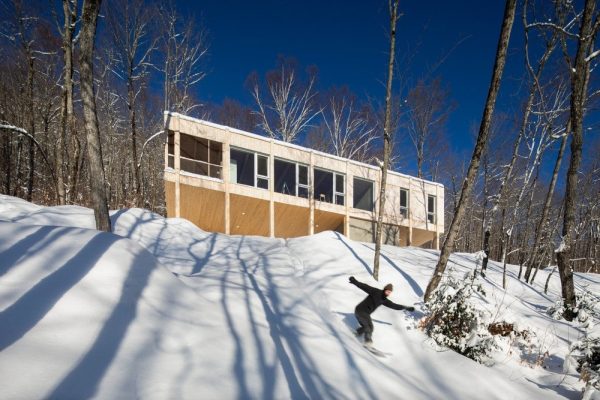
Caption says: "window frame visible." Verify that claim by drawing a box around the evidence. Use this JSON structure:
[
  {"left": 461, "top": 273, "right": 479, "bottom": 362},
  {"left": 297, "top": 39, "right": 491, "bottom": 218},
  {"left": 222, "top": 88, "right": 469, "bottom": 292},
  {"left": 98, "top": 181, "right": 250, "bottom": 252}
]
[
  {"left": 178, "top": 133, "right": 223, "bottom": 179},
  {"left": 313, "top": 167, "right": 345, "bottom": 206},
  {"left": 353, "top": 177, "right": 374, "bottom": 212},
  {"left": 230, "top": 146, "right": 269, "bottom": 190},
  {"left": 427, "top": 194, "right": 436, "bottom": 224},
  {"left": 399, "top": 187, "right": 409, "bottom": 219}
]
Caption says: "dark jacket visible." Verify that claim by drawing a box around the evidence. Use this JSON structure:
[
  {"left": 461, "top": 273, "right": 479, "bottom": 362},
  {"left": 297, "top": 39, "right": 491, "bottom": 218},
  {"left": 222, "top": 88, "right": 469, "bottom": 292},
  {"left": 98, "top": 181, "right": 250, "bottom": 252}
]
[{"left": 350, "top": 277, "right": 408, "bottom": 315}]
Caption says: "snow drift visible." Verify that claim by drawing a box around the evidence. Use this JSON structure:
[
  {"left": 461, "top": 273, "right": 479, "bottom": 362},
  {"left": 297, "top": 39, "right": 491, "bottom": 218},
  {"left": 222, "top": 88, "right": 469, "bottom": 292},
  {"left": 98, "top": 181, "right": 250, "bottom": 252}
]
[{"left": 0, "top": 194, "right": 596, "bottom": 399}]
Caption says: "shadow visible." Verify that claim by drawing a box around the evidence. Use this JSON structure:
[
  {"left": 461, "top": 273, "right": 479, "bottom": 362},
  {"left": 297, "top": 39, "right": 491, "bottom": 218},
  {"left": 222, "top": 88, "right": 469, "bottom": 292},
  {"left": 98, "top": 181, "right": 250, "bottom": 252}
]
[
  {"left": 0, "top": 224, "right": 58, "bottom": 277},
  {"left": 0, "top": 231, "right": 119, "bottom": 351},
  {"left": 362, "top": 243, "right": 424, "bottom": 297},
  {"left": 334, "top": 311, "right": 393, "bottom": 329},
  {"left": 333, "top": 232, "right": 372, "bottom": 275},
  {"left": 48, "top": 240, "right": 156, "bottom": 398}
]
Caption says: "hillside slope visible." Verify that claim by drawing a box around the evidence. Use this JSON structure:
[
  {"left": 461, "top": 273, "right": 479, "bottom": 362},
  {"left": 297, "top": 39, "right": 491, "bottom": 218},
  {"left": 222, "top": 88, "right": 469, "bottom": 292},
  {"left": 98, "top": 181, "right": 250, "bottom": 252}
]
[{"left": 0, "top": 195, "right": 594, "bottom": 399}]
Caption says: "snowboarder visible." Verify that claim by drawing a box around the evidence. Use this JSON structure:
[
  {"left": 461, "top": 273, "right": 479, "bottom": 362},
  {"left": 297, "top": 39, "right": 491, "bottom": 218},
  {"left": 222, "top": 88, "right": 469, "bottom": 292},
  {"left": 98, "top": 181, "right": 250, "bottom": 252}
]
[{"left": 349, "top": 276, "right": 414, "bottom": 346}]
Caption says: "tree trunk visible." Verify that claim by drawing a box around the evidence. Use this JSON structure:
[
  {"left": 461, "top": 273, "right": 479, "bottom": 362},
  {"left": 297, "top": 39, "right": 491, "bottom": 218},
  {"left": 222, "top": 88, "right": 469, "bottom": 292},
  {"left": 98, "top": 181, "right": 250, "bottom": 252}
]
[
  {"left": 424, "top": 0, "right": 517, "bottom": 302},
  {"left": 26, "top": 56, "right": 35, "bottom": 202},
  {"left": 80, "top": 0, "right": 111, "bottom": 232},
  {"left": 58, "top": 0, "right": 77, "bottom": 205},
  {"left": 128, "top": 76, "right": 141, "bottom": 206},
  {"left": 373, "top": 0, "right": 399, "bottom": 281},
  {"left": 555, "top": 0, "right": 595, "bottom": 321},
  {"left": 524, "top": 130, "right": 568, "bottom": 282}
]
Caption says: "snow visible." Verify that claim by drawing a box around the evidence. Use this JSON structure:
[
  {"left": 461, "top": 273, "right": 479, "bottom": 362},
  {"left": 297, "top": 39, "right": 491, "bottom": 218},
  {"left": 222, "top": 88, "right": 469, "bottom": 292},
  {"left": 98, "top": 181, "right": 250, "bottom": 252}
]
[{"left": 0, "top": 193, "right": 597, "bottom": 399}]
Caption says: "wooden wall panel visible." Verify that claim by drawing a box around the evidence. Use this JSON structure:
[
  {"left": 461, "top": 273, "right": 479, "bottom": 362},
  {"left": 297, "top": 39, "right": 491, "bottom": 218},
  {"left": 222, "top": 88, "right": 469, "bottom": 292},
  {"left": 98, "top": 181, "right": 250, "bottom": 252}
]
[
  {"left": 180, "top": 184, "right": 226, "bottom": 233},
  {"left": 274, "top": 202, "right": 310, "bottom": 238},
  {"left": 165, "top": 181, "right": 176, "bottom": 218},
  {"left": 230, "top": 194, "right": 270, "bottom": 236},
  {"left": 314, "top": 209, "right": 345, "bottom": 234}
]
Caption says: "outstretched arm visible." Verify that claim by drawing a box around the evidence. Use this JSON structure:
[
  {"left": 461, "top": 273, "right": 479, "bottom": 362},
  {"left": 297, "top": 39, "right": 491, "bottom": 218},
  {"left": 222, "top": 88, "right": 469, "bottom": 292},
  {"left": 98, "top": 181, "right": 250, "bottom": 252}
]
[
  {"left": 349, "top": 276, "right": 378, "bottom": 295},
  {"left": 383, "top": 298, "right": 415, "bottom": 311}
]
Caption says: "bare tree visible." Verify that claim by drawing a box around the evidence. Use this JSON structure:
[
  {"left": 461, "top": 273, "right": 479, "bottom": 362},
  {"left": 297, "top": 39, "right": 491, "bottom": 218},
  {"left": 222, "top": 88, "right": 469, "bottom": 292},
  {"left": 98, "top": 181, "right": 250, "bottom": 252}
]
[
  {"left": 53, "top": 0, "right": 79, "bottom": 205},
  {"left": 251, "top": 60, "right": 320, "bottom": 143},
  {"left": 159, "top": 2, "right": 208, "bottom": 115},
  {"left": 319, "top": 89, "right": 377, "bottom": 162},
  {"left": 80, "top": 0, "right": 110, "bottom": 231},
  {"left": 555, "top": 0, "right": 598, "bottom": 320},
  {"left": 424, "top": 0, "right": 517, "bottom": 301},
  {"left": 405, "top": 78, "right": 451, "bottom": 179},
  {"left": 373, "top": 0, "right": 399, "bottom": 281},
  {"left": 106, "top": 0, "right": 158, "bottom": 207}
]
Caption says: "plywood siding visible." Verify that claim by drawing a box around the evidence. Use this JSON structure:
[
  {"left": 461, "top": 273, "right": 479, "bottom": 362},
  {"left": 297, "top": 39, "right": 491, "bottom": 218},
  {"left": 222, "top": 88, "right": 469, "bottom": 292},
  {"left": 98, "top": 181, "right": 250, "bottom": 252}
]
[
  {"left": 180, "top": 184, "right": 226, "bottom": 233},
  {"left": 230, "top": 194, "right": 270, "bottom": 236},
  {"left": 274, "top": 202, "right": 310, "bottom": 237},
  {"left": 165, "top": 181, "right": 176, "bottom": 218}
]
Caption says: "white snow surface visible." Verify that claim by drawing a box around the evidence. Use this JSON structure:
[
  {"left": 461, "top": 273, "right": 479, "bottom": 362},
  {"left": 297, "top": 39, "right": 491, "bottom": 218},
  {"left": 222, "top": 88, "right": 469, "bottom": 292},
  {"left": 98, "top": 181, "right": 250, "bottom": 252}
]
[{"left": 0, "top": 194, "right": 597, "bottom": 399}]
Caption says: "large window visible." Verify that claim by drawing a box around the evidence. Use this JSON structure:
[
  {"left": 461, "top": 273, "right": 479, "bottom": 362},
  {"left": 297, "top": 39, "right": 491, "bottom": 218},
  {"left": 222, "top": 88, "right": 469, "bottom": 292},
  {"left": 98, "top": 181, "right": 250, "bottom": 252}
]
[
  {"left": 275, "top": 158, "right": 309, "bottom": 198},
  {"left": 427, "top": 194, "right": 436, "bottom": 224},
  {"left": 178, "top": 133, "right": 222, "bottom": 178},
  {"left": 353, "top": 178, "right": 374, "bottom": 211},
  {"left": 230, "top": 148, "right": 269, "bottom": 189},
  {"left": 400, "top": 188, "right": 409, "bottom": 218},
  {"left": 314, "top": 168, "right": 345, "bottom": 205}
]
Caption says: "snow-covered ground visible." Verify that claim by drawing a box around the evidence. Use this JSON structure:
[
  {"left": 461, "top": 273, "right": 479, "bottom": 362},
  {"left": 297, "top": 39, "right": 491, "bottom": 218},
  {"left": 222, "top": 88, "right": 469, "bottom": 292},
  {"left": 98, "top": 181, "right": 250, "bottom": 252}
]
[{"left": 0, "top": 194, "right": 597, "bottom": 399}]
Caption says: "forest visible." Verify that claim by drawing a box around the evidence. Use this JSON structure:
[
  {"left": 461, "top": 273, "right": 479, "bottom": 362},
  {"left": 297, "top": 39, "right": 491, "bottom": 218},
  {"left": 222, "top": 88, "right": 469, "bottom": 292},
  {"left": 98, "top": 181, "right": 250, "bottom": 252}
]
[{"left": 0, "top": 0, "right": 598, "bottom": 301}]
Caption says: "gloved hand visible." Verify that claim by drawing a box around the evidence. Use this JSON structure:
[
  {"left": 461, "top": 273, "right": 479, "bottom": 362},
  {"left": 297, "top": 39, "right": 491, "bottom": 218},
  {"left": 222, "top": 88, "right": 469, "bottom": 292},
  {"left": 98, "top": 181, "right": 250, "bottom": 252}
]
[
  {"left": 406, "top": 306, "right": 415, "bottom": 312},
  {"left": 349, "top": 276, "right": 357, "bottom": 284}
]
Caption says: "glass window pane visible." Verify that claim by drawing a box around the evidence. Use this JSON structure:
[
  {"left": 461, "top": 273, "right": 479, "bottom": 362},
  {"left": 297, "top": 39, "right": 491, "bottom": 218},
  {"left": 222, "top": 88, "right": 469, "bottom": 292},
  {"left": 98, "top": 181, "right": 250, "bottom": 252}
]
[
  {"left": 428, "top": 195, "right": 435, "bottom": 212},
  {"left": 168, "top": 155, "right": 174, "bottom": 169},
  {"left": 195, "top": 138, "right": 209, "bottom": 162},
  {"left": 314, "top": 169, "right": 333, "bottom": 203},
  {"left": 257, "top": 155, "right": 268, "bottom": 177},
  {"left": 275, "top": 159, "right": 296, "bottom": 195},
  {"left": 336, "top": 194, "right": 345, "bottom": 206},
  {"left": 257, "top": 178, "right": 269, "bottom": 190},
  {"left": 353, "top": 178, "right": 373, "bottom": 211},
  {"left": 336, "top": 174, "right": 344, "bottom": 193},
  {"left": 181, "top": 159, "right": 208, "bottom": 176},
  {"left": 400, "top": 189, "right": 408, "bottom": 207},
  {"left": 230, "top": 148, "right": 255, "bottom": 186},
  {"left": 210, "top": 141, "right": 222, "bottom": 165},
  {"left": 180, "top": 134, "right": 198, "bottom": 160},
  {"left": 209, "top": 165, "right": 222, "bottom": 179},
  {"left": 298, "top": 186, "right": 309, "bottom": 198},
  {"left": 298, "top": 165, "right": 308, "bottom": 185},
  {"left": 167, "top": 131, "right": 174, "bottom": 155}
]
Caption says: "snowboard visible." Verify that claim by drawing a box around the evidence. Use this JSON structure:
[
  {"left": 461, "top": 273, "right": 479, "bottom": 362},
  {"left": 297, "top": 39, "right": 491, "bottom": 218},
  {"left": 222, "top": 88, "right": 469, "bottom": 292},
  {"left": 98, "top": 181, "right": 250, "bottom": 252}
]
[{"left": 363, "top": 343, "right": 391, "bottom": 358}]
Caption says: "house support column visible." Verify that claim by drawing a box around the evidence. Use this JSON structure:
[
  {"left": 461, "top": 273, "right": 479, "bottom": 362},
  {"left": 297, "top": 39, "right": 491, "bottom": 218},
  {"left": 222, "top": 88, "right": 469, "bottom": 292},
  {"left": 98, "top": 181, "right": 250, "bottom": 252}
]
[
  {"left": 174, "top": 117, "right": 181, "bottom": 218},
  {"left": 269, "top": 140, "right": 275, "bottom": 237},
  {"left": 224, "top": 139, "right": 231, "bottom": 235},
  {"left": 309, "top": 151, "right": 315, "bottom": 235}
]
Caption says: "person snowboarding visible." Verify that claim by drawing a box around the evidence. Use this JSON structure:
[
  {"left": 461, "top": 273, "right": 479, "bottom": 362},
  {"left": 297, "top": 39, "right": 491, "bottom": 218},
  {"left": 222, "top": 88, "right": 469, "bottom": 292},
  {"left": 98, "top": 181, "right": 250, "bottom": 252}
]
[{"left": 349, "top": 276, "right": 414, "bottom": 346}]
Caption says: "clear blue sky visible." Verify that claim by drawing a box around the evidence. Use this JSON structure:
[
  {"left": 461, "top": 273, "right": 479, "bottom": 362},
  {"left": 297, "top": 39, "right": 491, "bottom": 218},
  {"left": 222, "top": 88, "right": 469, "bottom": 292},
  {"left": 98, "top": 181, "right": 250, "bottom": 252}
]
[{"left": 176, "top": 1, "right": 522, "bottom": 154}]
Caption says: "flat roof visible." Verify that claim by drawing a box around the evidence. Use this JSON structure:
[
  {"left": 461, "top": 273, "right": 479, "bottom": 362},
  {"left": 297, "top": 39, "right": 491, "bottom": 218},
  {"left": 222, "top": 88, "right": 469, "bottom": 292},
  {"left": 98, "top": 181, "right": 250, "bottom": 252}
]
[{"left": 165, "top": 111, "right": 444, "bottom": 188}]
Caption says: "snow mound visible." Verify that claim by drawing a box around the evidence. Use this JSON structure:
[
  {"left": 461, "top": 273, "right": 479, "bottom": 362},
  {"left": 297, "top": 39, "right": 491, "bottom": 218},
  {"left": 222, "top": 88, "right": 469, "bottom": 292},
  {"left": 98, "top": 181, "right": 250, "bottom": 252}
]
[{"left": 0, "top": 195, "right": 595, "bottom": 399}]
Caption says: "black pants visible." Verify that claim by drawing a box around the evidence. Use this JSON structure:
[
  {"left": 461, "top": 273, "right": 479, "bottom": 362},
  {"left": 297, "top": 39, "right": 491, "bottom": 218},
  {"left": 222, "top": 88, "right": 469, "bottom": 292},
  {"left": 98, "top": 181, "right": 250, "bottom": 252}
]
[{"left": 354, "top": 308, "right": 373, "bottom": 342}]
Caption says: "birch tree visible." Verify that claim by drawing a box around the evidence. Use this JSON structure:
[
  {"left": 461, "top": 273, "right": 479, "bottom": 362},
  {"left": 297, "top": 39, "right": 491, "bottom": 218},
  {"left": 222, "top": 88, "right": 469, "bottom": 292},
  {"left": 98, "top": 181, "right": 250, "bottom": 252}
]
[
  {"left": 251, "top": 60, "right": 320, "bottom": 143},
  {"left": 159, "top": 3, "right": 208, "bottom": 115},
  {"left": 373, "top": 0, "right": 399, "bottom": 281},
  {"left": 319, "top": 89, "right": 377, "bottom": 162},
  {"left": 424, "top": 0, "right": 517, "bottom": 301}
]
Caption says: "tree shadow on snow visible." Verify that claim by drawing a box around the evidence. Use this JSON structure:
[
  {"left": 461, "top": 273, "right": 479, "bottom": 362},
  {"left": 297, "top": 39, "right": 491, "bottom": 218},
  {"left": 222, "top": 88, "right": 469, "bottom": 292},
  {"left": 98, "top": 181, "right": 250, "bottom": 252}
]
[
  {"left": 0, "top": 231, "right": 120, "bottom": 351},
  {"left": 48, "top": 239, "right": 156, "bottom": 398}
]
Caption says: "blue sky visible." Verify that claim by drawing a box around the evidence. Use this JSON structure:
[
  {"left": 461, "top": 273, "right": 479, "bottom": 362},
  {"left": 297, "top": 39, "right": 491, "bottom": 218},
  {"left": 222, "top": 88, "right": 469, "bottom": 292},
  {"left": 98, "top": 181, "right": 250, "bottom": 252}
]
[{"left": 176, "top": 1, "right": 522, "bottom": 154}]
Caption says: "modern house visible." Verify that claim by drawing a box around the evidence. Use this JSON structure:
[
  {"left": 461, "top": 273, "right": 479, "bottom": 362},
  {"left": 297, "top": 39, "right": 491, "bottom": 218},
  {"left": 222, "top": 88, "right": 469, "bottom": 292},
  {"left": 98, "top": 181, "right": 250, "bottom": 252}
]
[{"left": 164, "top": 112, "right": 444, "bottom": 249}]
